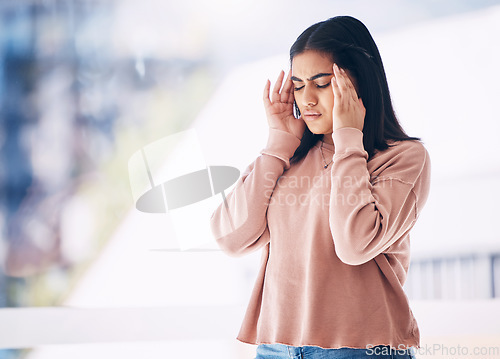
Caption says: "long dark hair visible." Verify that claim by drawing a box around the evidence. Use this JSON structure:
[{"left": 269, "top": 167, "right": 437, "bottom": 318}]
[{"left": 289, "top": 16, "right": 420, "bottom": 164}]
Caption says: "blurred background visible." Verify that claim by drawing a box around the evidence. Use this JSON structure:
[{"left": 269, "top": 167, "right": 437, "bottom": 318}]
[{"left": 0, "top": 0, "right": 499, "bottom": 358}]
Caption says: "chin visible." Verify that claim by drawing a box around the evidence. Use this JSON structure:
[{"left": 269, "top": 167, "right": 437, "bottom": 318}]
[{"left": 306, "top": 124, "right": 333, "bottom": 136}]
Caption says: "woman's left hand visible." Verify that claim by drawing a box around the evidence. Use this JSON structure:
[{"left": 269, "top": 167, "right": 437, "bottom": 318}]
[{"left": 331, "top": 63, "right": 366, "bottom": 132}]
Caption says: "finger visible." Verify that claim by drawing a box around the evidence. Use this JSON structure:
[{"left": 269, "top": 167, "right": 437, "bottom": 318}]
[
  {"left": 331, "top": 64, "right": 342, "bottom": 99},
  {"left": 281, "top": 69, "right": 293, "bottom": 103},
  {"left": 342, "top": 69, "right": 359, "bottom": 102},
  {"left": 281, "top": 70, "right": 292, "bottom": 102},
  {"left": 288, "top": 91, "right": 296, "bottom": 110},
  {"left": 358, "top": 97, "right": 365, "bottom": 111},
  {"left": 352, "top": 88, "right": 360, "bottom": 103},
  {"left": 272, "top": 70, "right": 285, "bottom": 103},
  {"left": 337, "top": 66, "right": 360, "bottom": 110},
  {"left": 334, "top": 64, "right": 349, "bottom": 95},
  {"left": 263, "top": 79, "right": 271, "bottom": 107}
]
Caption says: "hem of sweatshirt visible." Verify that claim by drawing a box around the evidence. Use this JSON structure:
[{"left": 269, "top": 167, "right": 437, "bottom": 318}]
[
  {"left": 260, "top": 128, "right": 301, "bottom": 170},
  {"left": 236, "top": 336, "right": 421, "bottom": 350}
]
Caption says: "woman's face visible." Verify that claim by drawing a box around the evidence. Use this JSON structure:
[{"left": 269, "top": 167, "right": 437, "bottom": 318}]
[
  {"left": 292, "top": 50, "right": 359, "bottom": 137},
  {"left": 292, "top": 50, "right": 336, "bottom": 136}
]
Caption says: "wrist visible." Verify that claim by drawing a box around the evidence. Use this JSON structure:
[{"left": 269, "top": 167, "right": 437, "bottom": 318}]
[
  {"left": 332, "top": 127, "right": 365, "bottom": 153},
  {"left": 261, "top": 128, "right": 302, "bottom": 170}
]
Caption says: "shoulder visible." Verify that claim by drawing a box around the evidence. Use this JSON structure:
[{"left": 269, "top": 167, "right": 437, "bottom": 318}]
[
  {"left": 384, "top": 138, "right": 429, "bottom": 166},
  {"left": 369, "top": 139, "right": 430, "bottom": 186}
]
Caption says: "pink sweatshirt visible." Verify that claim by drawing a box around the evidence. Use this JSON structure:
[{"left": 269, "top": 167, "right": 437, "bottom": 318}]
[{"left": 210, "top": 126, "right": 431, "bottom": 350}]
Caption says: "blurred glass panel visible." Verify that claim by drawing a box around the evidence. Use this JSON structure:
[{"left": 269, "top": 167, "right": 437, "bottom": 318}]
[{"left": 0, "top": 0, "right": 216, "bottom": 312}]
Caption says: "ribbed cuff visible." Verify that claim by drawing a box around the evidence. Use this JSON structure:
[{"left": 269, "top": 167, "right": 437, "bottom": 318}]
[
  {"left": 260, "top": 128, "right": 302, "bottom": 170},
  {"left": 332, "top": 127, "right": 365, "bottom": 154}
]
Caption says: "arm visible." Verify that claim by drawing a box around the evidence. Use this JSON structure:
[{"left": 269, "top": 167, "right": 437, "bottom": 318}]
[
  {"left": 211, "top": 69, "right": 304, "bottom": 257},
  {"left": 329, "top": 127, "right": 431, "bottom": 265},
  {"left": 210, "top": 128, "right": 301, "bottom": 257}
]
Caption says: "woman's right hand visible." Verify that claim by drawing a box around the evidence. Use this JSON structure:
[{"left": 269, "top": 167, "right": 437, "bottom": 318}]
[{"left": 263, "top": 69, "right": 306, "bottom": 140}]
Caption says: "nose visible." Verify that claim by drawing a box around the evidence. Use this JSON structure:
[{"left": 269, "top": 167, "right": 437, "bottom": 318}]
[{"left": 301, "top": 86, "right": 317, "bottom": 107}]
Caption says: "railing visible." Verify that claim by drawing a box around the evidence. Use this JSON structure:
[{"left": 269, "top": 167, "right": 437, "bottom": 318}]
[{"left": 404, "top": 252, "right": 500, "bottom": 300}]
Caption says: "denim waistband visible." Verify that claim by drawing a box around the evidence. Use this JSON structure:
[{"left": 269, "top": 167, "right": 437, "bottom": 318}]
[{"left": 255, "top": 343, "right": 416, "bottom": 359}]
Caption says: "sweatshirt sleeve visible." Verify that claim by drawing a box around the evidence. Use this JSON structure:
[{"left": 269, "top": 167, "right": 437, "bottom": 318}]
[
  {"left": 210, "top": 128, "right": 301, "bottom": 257},
  {"left": 329, "top": 127, "right": 431, "bottom": 266}
]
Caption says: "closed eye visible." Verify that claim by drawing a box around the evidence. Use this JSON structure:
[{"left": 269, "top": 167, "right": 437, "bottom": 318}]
[{"left": 294, "top": 83, "right": 330, "bottom": 91}]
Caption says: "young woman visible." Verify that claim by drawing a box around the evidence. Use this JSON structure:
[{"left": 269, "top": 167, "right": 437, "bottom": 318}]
[{"left": 210, "top": 15, "right": 430, "bottom": 359}]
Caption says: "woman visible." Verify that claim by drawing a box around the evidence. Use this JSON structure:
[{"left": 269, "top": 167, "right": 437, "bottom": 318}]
[{"left": 210, "top": 15, "right": 430, "bottom": 359}]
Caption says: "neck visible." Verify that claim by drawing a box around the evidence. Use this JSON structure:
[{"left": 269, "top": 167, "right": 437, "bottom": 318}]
[{"left": 322, "top": 133, "right": 334, "bottom": 145}]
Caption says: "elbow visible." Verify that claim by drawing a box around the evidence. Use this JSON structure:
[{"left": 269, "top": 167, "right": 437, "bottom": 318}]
[
  {"left": 214, "top": 236, "right": 247, "bottom": 257},
  {"left": 210, "top": 219, "right": 243, "bottom": 257},
  {"left": 210, "top": 209, "right": 241, "bottom": 257},
  {"left": 336, "top": 251, "right": 370, "bottom": 266},
  {"left": 333, "top": 237, "right": 372, "bottom": 266},
  {"left": 210, "top": 214, "right": 266, "bottom": 258},
  {"left": 330, "top": 218, "right": 385, "bottom": 266}
]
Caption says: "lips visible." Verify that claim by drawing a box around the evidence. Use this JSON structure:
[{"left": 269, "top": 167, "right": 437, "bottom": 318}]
[{"left": 302, "top": 111, "right": 322, "bottom": 121}]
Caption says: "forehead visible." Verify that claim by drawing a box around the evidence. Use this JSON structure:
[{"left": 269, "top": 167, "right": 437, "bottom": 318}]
[{"left": 291, "top": 50, "right": 333, "bottom": 78}]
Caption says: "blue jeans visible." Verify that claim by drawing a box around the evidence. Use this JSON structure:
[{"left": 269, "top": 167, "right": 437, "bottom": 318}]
[{"left": 255, "top": 343, "right": 417, "bottom": 359}]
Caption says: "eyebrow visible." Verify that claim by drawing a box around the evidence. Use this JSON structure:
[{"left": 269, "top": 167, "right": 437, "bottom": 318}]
[{"left": 291, "top": 73, "right": 333, "bottom": 82}]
